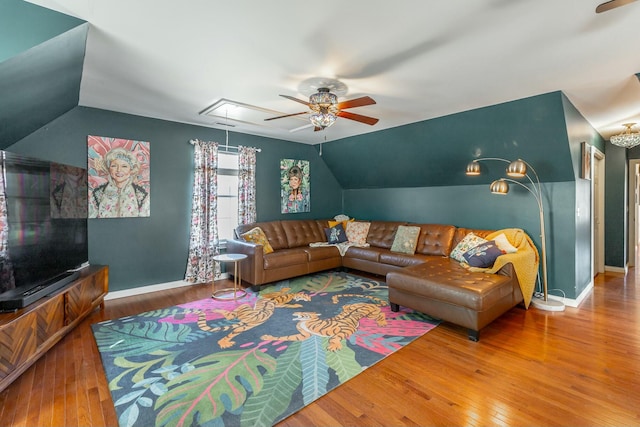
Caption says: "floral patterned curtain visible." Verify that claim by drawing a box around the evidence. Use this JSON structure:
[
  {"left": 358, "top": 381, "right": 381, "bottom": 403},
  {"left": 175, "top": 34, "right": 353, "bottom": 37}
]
[
  {"left": 0, "top": 154, "right": 15, "bottom": 289},
  {"left": 237, "top": 146, "right": 257, "bottom": 225},
  {"left": 185, "top": 140, "right": 221, "bottom": 283}
]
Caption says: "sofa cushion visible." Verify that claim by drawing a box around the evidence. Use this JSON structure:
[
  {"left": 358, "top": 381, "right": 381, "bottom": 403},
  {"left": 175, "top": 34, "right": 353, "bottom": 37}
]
[
  {"left": 450, "top": 232, "right": 488, "bottom": 262},
  {"left": 343, "top": 245, "right": 384, "bottom": 262},
  {"left": 414, "top": 224, "right": 456, "bottom": 256},
  {"left": 390, "top": 225, "right": 421, "bottom": 254},
  {"left": 388, "top": 258, "right": 514, "bottom": 311},
  {"left": 346, "top": 221, "right": 371, "bottom": 245},
  {"left": 366, "top": 221, "right": 407, "bottom": 248},
  {"left": 324, "top": 223, "right": 348, "bottom": 244},
  {"left": 379, "top": 251, "right": 431, "bottom": 268},
  {"left": 462, "top": 240, "right": 504, "bottom": 268},
  {"left": 282, "top": 220, "right": 327, "bottom": 248},
  {"left": 263, "top": 249, "right": 308, "bottom": 269},
  {"left": 240, "top": 227, "right": 274, "bottom": 254},
  {"left": 303, "top": 245, "right": 342, "bottom": 261}
]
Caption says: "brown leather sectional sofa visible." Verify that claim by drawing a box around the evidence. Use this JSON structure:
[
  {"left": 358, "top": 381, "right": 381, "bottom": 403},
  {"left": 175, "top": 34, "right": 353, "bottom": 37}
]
[{"left": 226, "top": 219, "right": 524, "bottom": 341}]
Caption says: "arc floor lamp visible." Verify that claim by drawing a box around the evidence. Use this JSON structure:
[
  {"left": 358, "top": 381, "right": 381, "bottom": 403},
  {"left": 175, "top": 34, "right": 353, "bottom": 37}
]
[{"left": 466, "top": 157, "right": 565, "bottom": 312}]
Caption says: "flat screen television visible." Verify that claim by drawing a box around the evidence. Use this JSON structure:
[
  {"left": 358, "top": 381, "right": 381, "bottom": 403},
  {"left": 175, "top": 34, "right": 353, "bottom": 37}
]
[{"left": 0, "top": 151, "right": 89, "bottom": 310}]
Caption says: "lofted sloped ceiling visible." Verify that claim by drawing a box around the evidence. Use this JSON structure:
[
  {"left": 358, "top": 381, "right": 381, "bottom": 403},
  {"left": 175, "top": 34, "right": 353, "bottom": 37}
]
[
  {"left": 13, "top": 0, "right": 640, "bottom": 146},
  {"left": 0, "top": 0, "right": 86, "bottom": 149}
]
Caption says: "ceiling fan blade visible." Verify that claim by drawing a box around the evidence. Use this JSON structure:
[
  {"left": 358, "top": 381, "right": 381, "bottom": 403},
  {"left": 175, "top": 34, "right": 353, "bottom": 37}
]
[
  {"left": 280, "top": 94, "right": 310, "bottom": 106},
  {"left": 289, "top": 123, "right": 313, "bottom": 133},
  {"left": 596, "top": 0, "right": 637, "bottom": 13},
  {"left": 264, "top": 111, "right": 308, "bottom": 121},
  {"left": 337, "top": 96, "right": 376, "bottom": 110},
  {"left": 337, "top": 110, "right": 379, "bottom": 126}
]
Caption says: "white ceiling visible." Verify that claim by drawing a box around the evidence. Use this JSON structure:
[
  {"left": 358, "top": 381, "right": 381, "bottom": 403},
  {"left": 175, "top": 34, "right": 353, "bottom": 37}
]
[{"left": 27, "top": 0, "right": 640, "bottom": 145}]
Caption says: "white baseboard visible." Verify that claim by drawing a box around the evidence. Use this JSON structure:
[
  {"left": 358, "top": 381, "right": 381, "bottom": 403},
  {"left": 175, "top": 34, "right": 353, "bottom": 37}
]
[
  {"left": 605, "top": 265, "right": 628, "bottom": 274},
  {"left": 546, "top": 281, "right": 593, "bottom": 308},
  {"left": 105, "top": 273, "right": 231, "bottom": 301}
]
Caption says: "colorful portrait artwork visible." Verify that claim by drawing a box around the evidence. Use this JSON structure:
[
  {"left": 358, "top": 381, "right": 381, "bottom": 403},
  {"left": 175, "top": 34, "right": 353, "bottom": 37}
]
[
  {"left": 87, "top": 135, "right": 150, "bottom": 218},
  {"left": 280, "top": 159, "right": 310, "bottom": 214}
]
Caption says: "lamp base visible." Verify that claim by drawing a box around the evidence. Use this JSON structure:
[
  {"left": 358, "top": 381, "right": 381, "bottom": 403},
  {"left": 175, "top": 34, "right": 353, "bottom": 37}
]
[{"left": 531, "top": 295, "right": 565, "bottom": 312}]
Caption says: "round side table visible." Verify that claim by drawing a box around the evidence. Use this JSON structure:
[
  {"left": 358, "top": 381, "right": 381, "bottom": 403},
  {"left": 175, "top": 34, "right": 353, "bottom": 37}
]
[{"left": 212, "top": 253, "right": 248, "bottom": 300}]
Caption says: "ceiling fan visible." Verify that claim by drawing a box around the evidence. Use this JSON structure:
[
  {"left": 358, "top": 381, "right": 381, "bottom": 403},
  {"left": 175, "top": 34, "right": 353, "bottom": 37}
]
[
  {"left": 265, "top": 86, "right": 379, "bottom": 131},
  {"left": 596, "top": 0, "right": 637, "bottom": 13}
]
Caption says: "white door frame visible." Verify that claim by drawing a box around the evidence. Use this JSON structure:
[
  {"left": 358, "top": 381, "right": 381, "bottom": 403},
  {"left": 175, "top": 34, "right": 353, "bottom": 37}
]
[
  {"left": 593, "top": 148, "right": 605, "bottom": 276},
  {"left": 629, "top": 159, "right": 640, "bottom": 267}
]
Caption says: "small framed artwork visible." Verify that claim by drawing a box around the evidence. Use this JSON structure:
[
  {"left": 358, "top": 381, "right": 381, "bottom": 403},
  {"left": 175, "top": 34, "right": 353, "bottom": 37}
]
[
  {"left": 581, "top": 141, "right": 592, "bottom": 180},
  {"left": 280, "top": 159, "right": 310, "bottom": 214}
]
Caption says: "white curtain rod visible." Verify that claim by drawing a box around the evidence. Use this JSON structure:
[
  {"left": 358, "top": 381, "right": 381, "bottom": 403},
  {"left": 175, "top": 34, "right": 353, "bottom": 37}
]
[{"left": 189, "top": 139, "right": 261, "bottom": 152}]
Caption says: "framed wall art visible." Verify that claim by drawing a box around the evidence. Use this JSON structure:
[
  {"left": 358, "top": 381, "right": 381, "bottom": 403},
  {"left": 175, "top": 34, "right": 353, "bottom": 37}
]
[
  {"left": 88, "top": 135, "right": 151, "bottom": 218},
  {"left": 581, "top": 141, "right": 591, "bottom": 180},
  {"left": 280, "top": 159, "right": 310, "bottom": 214}
]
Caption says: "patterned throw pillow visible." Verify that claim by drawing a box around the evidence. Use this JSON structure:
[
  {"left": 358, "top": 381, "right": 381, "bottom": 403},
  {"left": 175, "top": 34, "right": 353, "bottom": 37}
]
[
  {"left": 346, "top": 221, "right": 371, "bottom": 245},
  {"left": 462, "top": 240, "right": 505, "bottom": 268},
  {"left": 494, "top": 233, "right": 518, "bottom": 253},
  {"left": 324, "top": 223, "right": 348, "bottom": 244},
  {"left": 450, "top": 232, "right": 488, "bottom": 262},
  {"left": 390, "top": 225, "right": 421, "bottom": 254},
  {"left": 240, "top": 227, "right": 274, "bottom": 255}
]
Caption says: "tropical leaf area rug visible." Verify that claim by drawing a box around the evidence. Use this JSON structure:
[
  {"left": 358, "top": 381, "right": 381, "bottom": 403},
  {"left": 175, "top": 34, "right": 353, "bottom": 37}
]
[{"left": 92, "top": 270, "right": 440, "bottom": 427}]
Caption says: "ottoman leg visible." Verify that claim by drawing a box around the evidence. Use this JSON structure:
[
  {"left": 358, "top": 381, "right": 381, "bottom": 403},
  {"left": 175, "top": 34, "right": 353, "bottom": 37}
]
[{"left": 390, "top": 302, "right": 400, "bottom": 312}]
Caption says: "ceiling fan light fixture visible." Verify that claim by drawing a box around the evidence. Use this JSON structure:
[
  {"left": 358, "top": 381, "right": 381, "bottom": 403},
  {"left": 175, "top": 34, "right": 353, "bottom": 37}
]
[
  {"left": 308, "top": 88, "right": 338, "bottom": 129},
  {"left": 309, "top": 111, "right": 337, "bottom": 129},
  {"left": 309, "top": 87, "right": 338, "bottom": 107},
  {"left": 610, "top": 123, "right": 640, "bottom": 148}
]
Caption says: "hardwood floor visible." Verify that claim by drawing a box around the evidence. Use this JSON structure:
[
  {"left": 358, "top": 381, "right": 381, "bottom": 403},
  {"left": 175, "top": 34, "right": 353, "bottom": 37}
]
[{"left": 1, "top": 269, "right": 638, "bottom": 426}]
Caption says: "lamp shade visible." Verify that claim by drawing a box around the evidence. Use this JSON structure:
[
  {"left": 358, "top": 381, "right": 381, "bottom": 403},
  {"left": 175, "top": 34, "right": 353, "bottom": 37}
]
[
  {"left": 466, "top": 161, "right": 481, "bottom": 175},
  {"left": 506, "top": 159, "right": 527, "bottom": 177},
  {"left": 490, "top": 179, "right": 509, "bottom": 194}
]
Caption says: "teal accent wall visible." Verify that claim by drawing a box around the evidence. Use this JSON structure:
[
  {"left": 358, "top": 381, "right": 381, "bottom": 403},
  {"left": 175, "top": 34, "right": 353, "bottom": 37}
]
[
  {"left": 0, "top": 0, "right": 84, "bottom": 62},
  {"left": 561, "top": 93, "right": 606, "bottom": 297},
  {"left": 605, "top": 144, "right": 628, "bottom": 267},
  {"left": 328, "top": 91, "right": 584, "bottom": 299},
  {"left": 320, "top": 92, "right": 573, "bottom": 189},
  {"left": 344, "top": 181, "right": 575, "bottom": 298},
  {"left": 10, "top": 107, "right": 342, "bottom": 292}
]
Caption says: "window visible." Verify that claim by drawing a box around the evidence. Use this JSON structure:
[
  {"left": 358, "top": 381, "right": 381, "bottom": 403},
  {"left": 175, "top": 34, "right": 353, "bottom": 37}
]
[{"left": 217, "top": 152, "right": 239, "bottom": 243}]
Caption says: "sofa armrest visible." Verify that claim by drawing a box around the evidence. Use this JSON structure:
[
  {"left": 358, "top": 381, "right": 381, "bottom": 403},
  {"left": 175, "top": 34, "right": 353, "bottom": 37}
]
[
  {"left": 495, "top": 262, "right": 515, "bottom": 278},
  {"left": 225, "top": 238, "right": 264, "bottom": 285}
]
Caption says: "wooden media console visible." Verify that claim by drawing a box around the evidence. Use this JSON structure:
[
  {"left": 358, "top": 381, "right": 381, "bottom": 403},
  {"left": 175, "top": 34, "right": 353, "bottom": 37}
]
[{"left": 0, "top": 265, "right": 108, "bottom": 392}]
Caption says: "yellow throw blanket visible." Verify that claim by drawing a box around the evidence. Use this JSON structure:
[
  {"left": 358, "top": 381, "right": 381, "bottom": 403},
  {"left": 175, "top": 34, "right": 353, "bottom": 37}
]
[{"left": 465, "top": 228, "right": 540, "bottom": 309}]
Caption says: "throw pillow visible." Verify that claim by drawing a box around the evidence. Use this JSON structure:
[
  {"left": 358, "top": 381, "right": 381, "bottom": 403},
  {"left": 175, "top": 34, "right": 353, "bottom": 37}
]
[
  {"left": 462, "top": 240, "right": 505, "bottom": 268},
  {"left": 390, "top": 225, "right": 421, "bottom": 254},
  {"left": 240, "top": 227, "right": 274, "bottom": 255},
  {"left": 346, "top": 221, "right": 371, "bottom": 245},
  {"left": 328, "top": 218, "right": 355, "bottom": 229},
  {"left": 450, "top": 232, "right": 488, "bottom": 262},
  {"left": 494, "top": 233, "right": 518, "bottom": 254},
  {"left": 324, "top": 223, "right": 348, "bottom": 244}
]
